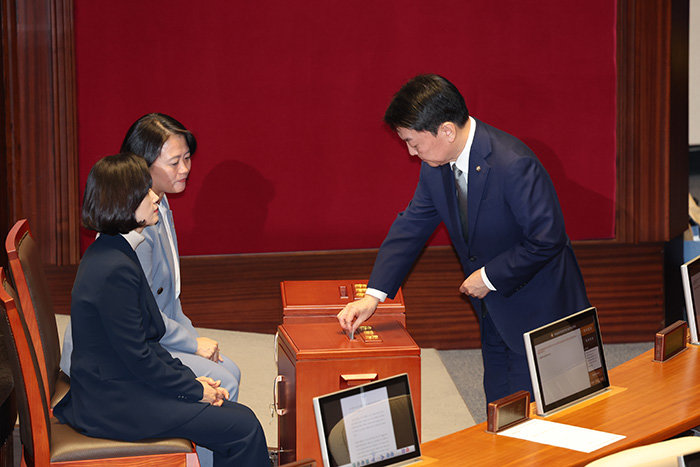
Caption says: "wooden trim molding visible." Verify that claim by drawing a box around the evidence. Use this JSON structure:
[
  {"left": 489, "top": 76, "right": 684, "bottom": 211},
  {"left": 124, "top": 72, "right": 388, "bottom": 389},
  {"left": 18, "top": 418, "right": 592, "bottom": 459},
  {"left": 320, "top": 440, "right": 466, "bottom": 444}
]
[
  {"left": 1, "top": 0, "right": 79, "bottom": 266},
  {"left": 46, "top": 243, "right": 664, "bottom": 349}
]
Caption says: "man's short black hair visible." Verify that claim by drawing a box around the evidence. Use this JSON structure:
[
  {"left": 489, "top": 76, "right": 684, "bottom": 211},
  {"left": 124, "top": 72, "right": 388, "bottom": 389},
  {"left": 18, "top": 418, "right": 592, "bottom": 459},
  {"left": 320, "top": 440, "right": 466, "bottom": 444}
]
[
  {"left": 121, "top": 113, "right": 197, "bottom": 166},
  {"left": 82, "top": 153, "right": 152, "bottom": 235},
  {"left": 384, "top": 74, "right": 469, "bottom": 135}
]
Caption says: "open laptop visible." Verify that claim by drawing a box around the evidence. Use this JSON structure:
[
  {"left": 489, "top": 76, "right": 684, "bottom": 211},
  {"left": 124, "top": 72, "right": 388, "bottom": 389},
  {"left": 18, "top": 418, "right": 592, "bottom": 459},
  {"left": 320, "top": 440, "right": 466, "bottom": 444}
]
[
  {"left": 681, "top": 254, "right": 700, "bottom": 344},
  {"left": 523, "top": 307, "right": 610, "bottom": 416},
  {"left": 313, "top": 373, "right": 422, "bottom": 467}
]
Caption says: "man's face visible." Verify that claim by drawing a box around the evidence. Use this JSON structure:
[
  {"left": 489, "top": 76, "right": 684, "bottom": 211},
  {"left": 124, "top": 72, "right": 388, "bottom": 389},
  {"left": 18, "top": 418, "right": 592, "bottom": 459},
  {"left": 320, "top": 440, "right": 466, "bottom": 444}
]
[{"left": 396, "top": 127, "right": 453, "bottom": 167}]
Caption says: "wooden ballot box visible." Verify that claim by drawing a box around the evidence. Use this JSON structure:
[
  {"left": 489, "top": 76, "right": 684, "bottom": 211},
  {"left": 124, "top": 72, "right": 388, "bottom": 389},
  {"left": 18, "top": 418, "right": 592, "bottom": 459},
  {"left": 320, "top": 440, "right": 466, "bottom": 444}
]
[
  {"left": 280, "top": 279, "right": 406, "bottom": 325},
  {"left": 274, "top": 319, "right": 421, "bottom": 465}
]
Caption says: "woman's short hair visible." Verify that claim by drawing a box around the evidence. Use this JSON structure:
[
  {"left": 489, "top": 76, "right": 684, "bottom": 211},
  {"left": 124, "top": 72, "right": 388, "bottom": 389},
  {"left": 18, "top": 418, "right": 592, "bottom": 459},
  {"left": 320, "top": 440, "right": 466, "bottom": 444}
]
[
  {"left": 120, "top": 113, "right": 197, "bottom": 166},
  {"left": 82, "top": 153, "right": 152, "bottom": 234},
  {"left": 384, "top": 74, "right": 469, "bottom": 135}
]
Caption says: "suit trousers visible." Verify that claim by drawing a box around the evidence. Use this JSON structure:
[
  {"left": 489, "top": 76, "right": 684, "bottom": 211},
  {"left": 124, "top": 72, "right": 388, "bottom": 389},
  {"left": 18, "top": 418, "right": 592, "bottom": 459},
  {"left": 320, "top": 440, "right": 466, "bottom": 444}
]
[
  {"left": 165, "top": 352, "right": 242, "bottom": 467},
  {"left": 480, "top": 309, "right": 533, "bottom": 407},
  {"left": 155, "top": 400, "right": 269, "bottom": 467},
  {"left": 169, "top": 351, "right": 242, "bottom": 402}
]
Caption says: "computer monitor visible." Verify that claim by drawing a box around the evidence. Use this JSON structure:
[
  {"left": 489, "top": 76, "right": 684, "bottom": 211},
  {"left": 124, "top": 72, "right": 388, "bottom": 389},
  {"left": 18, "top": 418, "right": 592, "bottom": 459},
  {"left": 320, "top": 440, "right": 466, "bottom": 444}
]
[
  {"left": 681, "top": 255, "right": 700, "bottom": 344},
  {"left": 523, "top": 307, "right": 610, "bottom": 416},
  {"left": 313, "top": 373, "right": 421, "bottom": 467}
]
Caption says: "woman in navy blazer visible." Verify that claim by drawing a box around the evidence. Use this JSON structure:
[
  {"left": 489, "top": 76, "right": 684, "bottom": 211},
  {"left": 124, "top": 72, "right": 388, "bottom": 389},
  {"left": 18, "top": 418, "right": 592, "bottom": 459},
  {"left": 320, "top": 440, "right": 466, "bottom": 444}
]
[{"left": 53, "top": 154, "right": 268, "bottom": 466}]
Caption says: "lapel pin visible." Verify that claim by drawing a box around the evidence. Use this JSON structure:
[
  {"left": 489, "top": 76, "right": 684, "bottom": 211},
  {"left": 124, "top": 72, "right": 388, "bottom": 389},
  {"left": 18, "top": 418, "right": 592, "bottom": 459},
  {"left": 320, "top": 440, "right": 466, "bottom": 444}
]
[{"left": 476, "top": 165, "right": 481, "bottom": 172}]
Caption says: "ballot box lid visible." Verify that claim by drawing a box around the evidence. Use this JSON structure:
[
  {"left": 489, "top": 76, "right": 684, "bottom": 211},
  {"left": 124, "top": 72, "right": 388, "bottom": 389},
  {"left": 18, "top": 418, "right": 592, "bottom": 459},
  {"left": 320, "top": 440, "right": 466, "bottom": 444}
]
[
  {"left": 280, "top": 280, "right": 405, "bottom": 315},
  {"left": 277, "top": 319, "right": 420, "bottom": 360}
]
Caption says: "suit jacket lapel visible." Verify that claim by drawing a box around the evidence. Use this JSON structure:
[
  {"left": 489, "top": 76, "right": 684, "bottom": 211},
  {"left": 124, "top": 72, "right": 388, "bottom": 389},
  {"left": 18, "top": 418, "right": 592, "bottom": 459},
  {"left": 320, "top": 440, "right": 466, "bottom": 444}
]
[
  {"left": 159, "top": 196, "right": 180, "bottom": 297},
  {"left": 467, "top": 120, "right": 491, "bottom": 247},
  {"left": 106, "top": 234, "right": 166, "bottom": 336},
  {"left": 158, "top": 221, "right": 176, "bottom": 280},
  {"left": 158, "top": 197, "right": 176, "bottom": 276},
  {"left": 441, "top": 164, "right": 461, "bottom": 236},
  {"left": 437, "top": 163, "right": 472, "bottom": 261}
]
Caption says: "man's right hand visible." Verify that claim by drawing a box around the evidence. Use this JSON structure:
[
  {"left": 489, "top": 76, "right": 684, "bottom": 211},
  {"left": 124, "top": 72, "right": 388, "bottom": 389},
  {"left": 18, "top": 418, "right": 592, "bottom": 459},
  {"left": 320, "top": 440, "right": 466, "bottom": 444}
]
[{"left": 337, "top": 295, "right": 380, "bottom": 336}]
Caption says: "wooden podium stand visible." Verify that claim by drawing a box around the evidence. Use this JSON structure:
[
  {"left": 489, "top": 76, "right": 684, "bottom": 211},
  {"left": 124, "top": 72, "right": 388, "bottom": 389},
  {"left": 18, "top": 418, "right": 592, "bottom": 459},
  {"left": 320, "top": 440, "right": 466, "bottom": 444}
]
[{"left": 275, "top": 281, "right": 420, "bottom": 465}]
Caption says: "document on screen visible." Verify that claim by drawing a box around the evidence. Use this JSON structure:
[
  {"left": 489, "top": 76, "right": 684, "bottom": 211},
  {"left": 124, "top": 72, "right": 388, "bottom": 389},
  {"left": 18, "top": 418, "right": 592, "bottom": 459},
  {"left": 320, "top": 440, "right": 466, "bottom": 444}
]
[
  {"left": 535, "top": 329, "right": 591, "bottom": 405},
  {"left": 340, "top": 387, "right": 398, "bottom": 463}
]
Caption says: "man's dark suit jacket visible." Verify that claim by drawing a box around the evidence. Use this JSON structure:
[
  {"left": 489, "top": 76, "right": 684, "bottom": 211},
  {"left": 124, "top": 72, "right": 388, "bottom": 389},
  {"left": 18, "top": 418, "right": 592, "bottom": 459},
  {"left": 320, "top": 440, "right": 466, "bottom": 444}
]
[
  {"left": 54, "top": 233, "right": 206, "bottom": 441},
  {"left": 368, "top": 119, "right": 590, "bottom": 354}
]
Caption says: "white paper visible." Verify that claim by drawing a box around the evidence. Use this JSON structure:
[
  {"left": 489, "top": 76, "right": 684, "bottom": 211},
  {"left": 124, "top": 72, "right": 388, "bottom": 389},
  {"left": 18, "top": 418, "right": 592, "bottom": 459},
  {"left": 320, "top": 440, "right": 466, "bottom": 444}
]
[
  {"left": 340, "top": 387, "right": 397, "bottom": 463},
  {"left": 498, "top": 418, "right": 625, "bottom": 453}
]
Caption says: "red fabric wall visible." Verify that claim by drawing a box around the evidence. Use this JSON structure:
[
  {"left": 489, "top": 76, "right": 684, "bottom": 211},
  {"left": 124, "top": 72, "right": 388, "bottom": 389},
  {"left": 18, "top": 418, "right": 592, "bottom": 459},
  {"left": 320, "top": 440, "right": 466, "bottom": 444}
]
[{"left": 75, "top": 0, "right": 616, "bottom": 255}]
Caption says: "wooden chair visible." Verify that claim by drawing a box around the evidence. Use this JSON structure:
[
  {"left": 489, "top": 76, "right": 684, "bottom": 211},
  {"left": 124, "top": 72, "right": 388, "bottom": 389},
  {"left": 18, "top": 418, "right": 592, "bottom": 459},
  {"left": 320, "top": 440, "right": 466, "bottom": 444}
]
[
  {"left": 0, "top": 267, "right": 199, "bottom": 466},
  {"left": 5, "top": 219, "right": 68, "bottom": 408}
]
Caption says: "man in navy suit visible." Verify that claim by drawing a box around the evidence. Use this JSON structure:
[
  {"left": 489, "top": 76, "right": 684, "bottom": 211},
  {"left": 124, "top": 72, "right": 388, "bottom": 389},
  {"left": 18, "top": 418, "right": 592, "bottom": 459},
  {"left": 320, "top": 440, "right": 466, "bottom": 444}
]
[{"left": 337, "top": 74, "right": 590, "bottom": 405}]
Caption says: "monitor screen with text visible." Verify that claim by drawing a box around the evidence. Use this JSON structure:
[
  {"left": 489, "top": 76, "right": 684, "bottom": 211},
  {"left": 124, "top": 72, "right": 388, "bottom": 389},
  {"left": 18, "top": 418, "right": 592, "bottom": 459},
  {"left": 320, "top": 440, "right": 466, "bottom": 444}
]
[
  {"left": 681, "top": 256, "right": 700, "bottom": 344},
  {"left": 524, "top": 307, "right": 610, "bottom": 415},
  {"left": 313, "top": 374, "right": 421, "bottom": 467}
]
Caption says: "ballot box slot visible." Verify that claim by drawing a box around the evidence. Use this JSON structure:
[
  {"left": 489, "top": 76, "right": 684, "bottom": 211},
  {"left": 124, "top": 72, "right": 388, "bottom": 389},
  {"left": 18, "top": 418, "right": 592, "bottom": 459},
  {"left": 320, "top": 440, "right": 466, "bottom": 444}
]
[{"left": 340, "top": 373, "right": 378, "bottom": 389}]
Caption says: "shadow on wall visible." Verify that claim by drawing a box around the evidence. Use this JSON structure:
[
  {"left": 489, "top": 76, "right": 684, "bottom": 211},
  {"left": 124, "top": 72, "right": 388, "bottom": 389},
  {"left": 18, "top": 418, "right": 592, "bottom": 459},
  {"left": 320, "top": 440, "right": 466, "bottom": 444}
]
[
  {"left": 189, "top": 160, "right": 275, "bottom": 254},
  {"left": 523, "top": 138, "right": 615, "bottom": 240}
]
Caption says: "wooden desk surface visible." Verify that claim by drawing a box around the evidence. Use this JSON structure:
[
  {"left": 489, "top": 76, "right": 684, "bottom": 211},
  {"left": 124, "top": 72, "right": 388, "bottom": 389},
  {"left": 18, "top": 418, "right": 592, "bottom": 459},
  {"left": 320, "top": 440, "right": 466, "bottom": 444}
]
[{"left": 421, "top": 346, "right": 700, "bottom": 466}]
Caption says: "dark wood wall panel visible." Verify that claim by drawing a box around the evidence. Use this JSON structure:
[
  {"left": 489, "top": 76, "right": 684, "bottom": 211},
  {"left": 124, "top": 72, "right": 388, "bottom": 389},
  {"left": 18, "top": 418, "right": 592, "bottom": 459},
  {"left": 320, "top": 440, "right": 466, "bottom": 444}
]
[
  {"left": 576, "top": 243, "right": 665, "bottom": 342},
  {"left": 616, "top": 0, "right": 688, "bottom": 243},
  {"left": 1, "top": 0, "right": 21, "bottom": 268},
  {"left": 1, "top": 0, "right": 79, "bottom": 266},
  {"left": 50, "top": 0, "right": 80, "bottom": 264},
  {"left": 45, "top": 242, "right": 664, "bottom": 349}
]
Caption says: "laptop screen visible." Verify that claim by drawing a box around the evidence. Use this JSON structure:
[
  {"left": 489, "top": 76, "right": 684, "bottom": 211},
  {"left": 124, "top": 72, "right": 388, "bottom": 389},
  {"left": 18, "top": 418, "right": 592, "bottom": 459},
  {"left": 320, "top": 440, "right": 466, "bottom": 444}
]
[
  {"left": 523, "top": 307, "right": 610, "bottom": 416},
  {"left": 681, "top": 255, "right": 700, "bottom": 344},
  {"left": 313, "top": 373, "right": 421, "bottom": 467}
]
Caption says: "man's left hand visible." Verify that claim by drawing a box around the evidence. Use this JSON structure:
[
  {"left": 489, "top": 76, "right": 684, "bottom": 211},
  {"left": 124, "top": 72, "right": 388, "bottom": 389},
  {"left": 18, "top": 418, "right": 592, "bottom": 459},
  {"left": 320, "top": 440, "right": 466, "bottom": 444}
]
[{"left": 459, "top": 270, "right": 491, "bottom": 299}]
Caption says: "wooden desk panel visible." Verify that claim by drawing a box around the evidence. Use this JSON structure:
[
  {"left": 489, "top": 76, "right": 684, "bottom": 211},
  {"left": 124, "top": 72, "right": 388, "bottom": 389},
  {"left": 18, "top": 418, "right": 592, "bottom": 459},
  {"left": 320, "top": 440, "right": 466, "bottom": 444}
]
[
  {"left": 421, "top": 347, "right": 700, "bottom": 466},
  {"left": 277, "top": 320, "right": 421, "bottom": 464}
]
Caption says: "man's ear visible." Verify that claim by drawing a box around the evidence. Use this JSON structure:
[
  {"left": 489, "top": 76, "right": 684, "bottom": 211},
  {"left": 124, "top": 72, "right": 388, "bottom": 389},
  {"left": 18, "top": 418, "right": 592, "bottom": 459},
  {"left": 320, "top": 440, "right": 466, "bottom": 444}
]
[{"left": 439, "top": 122, "right": 457, "bottom": 143}]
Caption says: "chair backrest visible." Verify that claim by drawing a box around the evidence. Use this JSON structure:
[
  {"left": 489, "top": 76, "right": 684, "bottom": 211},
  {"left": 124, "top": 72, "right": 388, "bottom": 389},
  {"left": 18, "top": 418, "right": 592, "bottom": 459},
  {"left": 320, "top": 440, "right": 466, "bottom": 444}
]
[
  {"left": 2, "top": 268, "right": 197, "bottom": 467},
  {"left": 5, "top": 219, "right": 61, "bottom": 401},
  {"left": 0, "top": 267, "right": 51, "bottom": 466}
]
